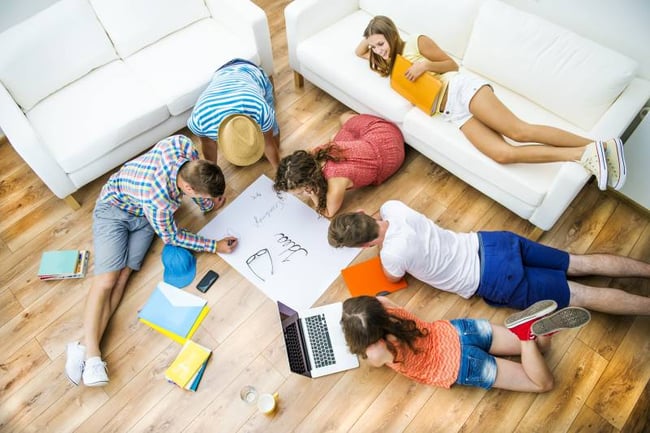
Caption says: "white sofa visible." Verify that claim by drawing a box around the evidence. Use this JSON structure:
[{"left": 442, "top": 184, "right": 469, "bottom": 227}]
[
  {"left": 0, "top": 0, "right": 273, "bottom": 207},
  {"left": 285, "top": 0, "right": 650, "bottom": 231}
]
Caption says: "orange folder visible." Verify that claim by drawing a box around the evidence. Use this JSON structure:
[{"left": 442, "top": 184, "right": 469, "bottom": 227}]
[
  {"left": 390, "top": 54, "right": 443, "bottom": 114},
  {"left": 341, "top": 256, "right": 407, "bottom": 297}
]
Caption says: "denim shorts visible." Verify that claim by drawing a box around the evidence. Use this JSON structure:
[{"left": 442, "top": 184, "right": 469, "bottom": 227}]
[
  {"left": 476, "top": 231, "right": 571, "bottom": 309},
  {"left": 92, "top": 202, "right": 155, "bottom": 275},
  {"left": 451, "top": 319, "right": 497, "bottom": 389}
]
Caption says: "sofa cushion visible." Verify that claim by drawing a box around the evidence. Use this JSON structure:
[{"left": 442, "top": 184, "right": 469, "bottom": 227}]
[
  {"left": 463, "top": 0, "right": 638, "bottom": 130},
  {"left": 125, "top": 18, "right": 260, "bottom": 116},
  {"left": 403, "top": 68, "right": 590, "bottom": 208},
  {"left": 90, "top": 0, "right": 210, "bottom": 58},
  {"left": 298, "top": 10, "right": 412, "bottom": 123},
  {"left": 26, "top": 61, "right": 170, "bottom": 173},
  {"left": 359, "top": 0, "right": 484, "bottom": 59},
  {"left": 0, "top": 0, "right": 117, "bottom": 111}
]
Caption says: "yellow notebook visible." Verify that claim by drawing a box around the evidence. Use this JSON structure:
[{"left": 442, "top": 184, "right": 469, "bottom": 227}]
[
  {"left": 140, "top": 305, "right": 210, "bottom": 344},
  {"left": 390, "top": 54, "right": 443, "bottom": 114},
  {"left": 165, "top": 340, "right": 212, "bottom": 388}
]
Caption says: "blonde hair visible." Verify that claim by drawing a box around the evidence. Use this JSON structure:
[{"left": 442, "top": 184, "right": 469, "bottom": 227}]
[{"left": 363, "top": 16, "right": 405, "bottom": 77}]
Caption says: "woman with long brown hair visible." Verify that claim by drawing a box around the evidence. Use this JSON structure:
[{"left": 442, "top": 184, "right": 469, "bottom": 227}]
[
  {"left": 356, "top": 16, "right": 626, "bottom": 191},
  {"left": 274, "top": 111, "right": 405, "bottom": 217},
  {"left": 341, "top": 295, "right": 590, "bottom": 392}
]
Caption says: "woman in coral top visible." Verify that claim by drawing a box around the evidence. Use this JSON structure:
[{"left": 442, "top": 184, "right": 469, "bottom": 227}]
[
  {"left": 355, "top": 15, "right": 626, "bottom": 192},
  {"left": 341, "top": 296, "right": 590, "bottom": 392},
  {"left": 273, "top": 111, "right": 404, "bottom": 217}
]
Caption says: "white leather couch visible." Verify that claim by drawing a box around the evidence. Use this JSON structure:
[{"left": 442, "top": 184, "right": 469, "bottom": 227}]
[
  {"left": 0, "top": 0, "right": 273, "bottom": 207},
  {"left": 285, "top": 0, "right": 650, "bottom": 231}
]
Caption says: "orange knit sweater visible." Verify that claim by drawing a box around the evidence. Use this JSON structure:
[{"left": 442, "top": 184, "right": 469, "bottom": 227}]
[{"left": 385, "top": 306, "right": 461, "bottom": 388}]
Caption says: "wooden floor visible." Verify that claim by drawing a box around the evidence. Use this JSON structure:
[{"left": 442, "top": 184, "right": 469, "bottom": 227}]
[{"left": 1, "top": 1, "right": 649, "bottom": 432}]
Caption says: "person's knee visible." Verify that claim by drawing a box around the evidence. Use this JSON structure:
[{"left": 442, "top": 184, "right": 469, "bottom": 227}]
[
  {"left": 537, "top": 376, "right": 554, "bottom": 393},
  {"left": 91, "top": 272, "right": 121, "bottom": 294},
  {"left": 489, "top": 146, "right": 518, "bottom": 164},
  {"left": 504, "top": 123, "right": 533, "bottom": 143}
]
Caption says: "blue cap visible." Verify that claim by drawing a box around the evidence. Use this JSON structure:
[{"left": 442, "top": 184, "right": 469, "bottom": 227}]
[{"left": 161, "top": 244, "right": 196, "bottom": 288}]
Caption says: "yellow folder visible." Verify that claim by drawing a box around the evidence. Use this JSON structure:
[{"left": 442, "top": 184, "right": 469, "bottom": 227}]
[
  {"left": 390, "top": 54, "right": 443, "bottom": 114},
  {"left": 165, "top": 340, "right": 212, "bottom": 388}
]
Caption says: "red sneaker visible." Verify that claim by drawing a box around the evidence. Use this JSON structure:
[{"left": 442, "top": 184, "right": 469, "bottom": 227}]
[{"left": 504, "top": 300, "right": 558, "bottom": 341}]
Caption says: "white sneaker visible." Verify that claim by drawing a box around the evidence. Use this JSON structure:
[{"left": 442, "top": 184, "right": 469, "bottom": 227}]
[
  {"left": 82, "top": 356, "right": 109, "bottom": 387},
  {"left": 65, "top": 342, "right": 86, "bottom": 386}
]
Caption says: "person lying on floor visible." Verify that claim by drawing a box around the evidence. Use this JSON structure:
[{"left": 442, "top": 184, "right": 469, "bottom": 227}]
[
  {"left": 329, "top": 200, "right": 650, "bottom": 315},
  {"left": 341, "top": 296, "right": 589, "bottom": 392}
]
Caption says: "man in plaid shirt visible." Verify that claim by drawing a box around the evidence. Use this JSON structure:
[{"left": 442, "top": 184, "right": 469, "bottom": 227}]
[{"left": 65, "top": 134, "right": 236, "bottom": 387}]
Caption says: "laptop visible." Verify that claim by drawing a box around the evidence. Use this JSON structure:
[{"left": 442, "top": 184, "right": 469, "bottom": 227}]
[{"left": 277, "top": 301, "right": 359, "bottom": 378}]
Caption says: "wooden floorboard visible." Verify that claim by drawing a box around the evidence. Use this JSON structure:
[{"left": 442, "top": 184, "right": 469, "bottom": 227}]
[{"left": 0, "top": 1, "right": 648, "bottom": 432}]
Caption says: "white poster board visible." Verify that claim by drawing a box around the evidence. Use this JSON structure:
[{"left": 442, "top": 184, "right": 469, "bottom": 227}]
[{"left": 198, "top": 175, "right": 360, "bottom": 309}]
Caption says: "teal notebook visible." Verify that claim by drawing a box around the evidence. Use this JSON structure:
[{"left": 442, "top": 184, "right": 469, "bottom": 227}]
[{"left": 38, "top": 250, "right": 79, "bottom": 277}]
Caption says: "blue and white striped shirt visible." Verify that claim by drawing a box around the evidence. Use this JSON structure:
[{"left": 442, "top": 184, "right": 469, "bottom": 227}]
[{"left": 187, "top": 62, "right": 278, "bottom": 140}]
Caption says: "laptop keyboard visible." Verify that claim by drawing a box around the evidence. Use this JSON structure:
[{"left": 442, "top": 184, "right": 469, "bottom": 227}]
[
  {"left": 283, "top": 322, "right": 308, "bottom": 374},
  {"left": 304, "top": 314, "right": 336, "bottom": 368}
]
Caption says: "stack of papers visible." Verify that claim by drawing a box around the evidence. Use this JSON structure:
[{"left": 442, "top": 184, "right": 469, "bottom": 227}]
[
  {"left": 138, "top": 282, "right": 209, "bottom": 344},
  {"left": 38, "top": 250, "right": 89, "bottom": 280},
  {"left": 165, "top": 340, "right": 212, "bottom": 391}
]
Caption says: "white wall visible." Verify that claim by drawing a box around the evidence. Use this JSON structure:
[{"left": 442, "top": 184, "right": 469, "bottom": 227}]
[{"left": 501, "top": 0, "right": 650, "bottom": 81}]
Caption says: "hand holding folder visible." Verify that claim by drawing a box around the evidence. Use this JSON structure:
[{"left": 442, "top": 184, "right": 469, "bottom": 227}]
[{"left": 390, "top": 54, "right": 443, "bottom": 114}]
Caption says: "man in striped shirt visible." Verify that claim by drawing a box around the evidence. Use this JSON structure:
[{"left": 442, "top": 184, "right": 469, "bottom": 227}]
[
  {"left": 188, "top": 58, "right": 280, "bottom": 168},
  {"left": 187, "top": 59, "right": 280, "bottom": 169},
  {"left": 65, "top": 134, "right": 237, "bottom": 388}
]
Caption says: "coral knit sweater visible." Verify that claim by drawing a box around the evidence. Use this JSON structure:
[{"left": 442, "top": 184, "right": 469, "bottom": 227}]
[{"left": 385, "top": 306, "right": 461, "bottom": 388}]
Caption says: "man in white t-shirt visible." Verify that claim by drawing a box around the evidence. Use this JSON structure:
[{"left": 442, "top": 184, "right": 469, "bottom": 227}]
[{"left": 328, "top": 200, "right": 650, "bottom": 315}]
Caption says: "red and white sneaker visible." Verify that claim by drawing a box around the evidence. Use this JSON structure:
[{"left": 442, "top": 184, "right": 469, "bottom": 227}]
[
  {"left": 531, "top": 307, "right": 591, "bottom": 337},
  {"left": 504, "top": 300, "right": 558, "bottom": 341}
]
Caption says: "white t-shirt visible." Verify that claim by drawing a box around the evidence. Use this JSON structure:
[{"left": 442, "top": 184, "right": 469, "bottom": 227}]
[{"left": 379, "top": 200, "right": 480, "bottom": 298}]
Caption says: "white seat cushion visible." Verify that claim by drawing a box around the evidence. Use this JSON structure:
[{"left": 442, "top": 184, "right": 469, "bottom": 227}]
[
  {"left": 27, "top": 61, "right": 170, "bottom": 173},
  {"left": 125, "top": 18, "right": 260, "bottom": 116},
  {"left": 0, "top": 0, "right": 117, "bottom": 111},
  {"left": 463, "top": 0, "right": 638, "bottom": 130},
  {"left": 90, "top": 0, "right": 210, "bottom": 58},
  {"left": 404, "top": 69, "right": 590, "bottom": 208},
  {"left": 298, "top": 11, "right": 412, "bottom": 123}
]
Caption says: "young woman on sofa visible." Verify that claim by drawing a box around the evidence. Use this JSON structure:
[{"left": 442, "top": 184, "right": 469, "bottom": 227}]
[
  {"left": 355, "top": 16, "right": 626, "bottom": 191},
  {"left": 273, "top": 111, "right": 405, "bottom": 217}
]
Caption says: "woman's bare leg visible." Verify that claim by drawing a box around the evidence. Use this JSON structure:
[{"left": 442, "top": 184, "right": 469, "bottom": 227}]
[
  {"left": 461, "top": 118, "right": 585, "bottom": 164},
  {"left": 470, "top": 86, "right": 592, "bottom": 148}
]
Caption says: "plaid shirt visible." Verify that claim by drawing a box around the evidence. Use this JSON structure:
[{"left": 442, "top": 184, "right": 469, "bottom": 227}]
[{"left": 98, "top": 135, "right": 218, "bottom": 253}]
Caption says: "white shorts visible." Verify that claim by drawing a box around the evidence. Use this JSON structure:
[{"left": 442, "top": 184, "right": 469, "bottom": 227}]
[{"left": 440, "top": 73, "right": 492, "bottom": 127}]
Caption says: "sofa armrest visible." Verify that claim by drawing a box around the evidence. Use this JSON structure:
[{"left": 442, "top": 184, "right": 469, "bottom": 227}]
[
  {"left": 529, "top": 163, "right": 589, "bottom": 231},
  {"left": 589, "top": 77, "right": 650, "bottom": 138},
  {"left": 285, "top": 0, "right": 360, "bottom": 73},
  {"left": 205, "top": 0, "right": 274, "bottom": 76},
  {"left": 0, "top": 83, "right": 74, "bottom": 198}
]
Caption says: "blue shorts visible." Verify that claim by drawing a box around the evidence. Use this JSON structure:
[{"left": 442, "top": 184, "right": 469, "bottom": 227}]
[
  {"left": 451, "top": 319, "right": 497, "bottom": 389},
  {"left": 476, "top": 231, "right": 570, "bottom": 309},
  {"left": 92, "top": 202, "right": 155, "bottom": 275}
]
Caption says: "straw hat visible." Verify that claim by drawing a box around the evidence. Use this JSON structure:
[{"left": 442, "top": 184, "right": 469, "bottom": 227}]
[{"left": 218, "top": 114, "right": 264, "bottom": 166}]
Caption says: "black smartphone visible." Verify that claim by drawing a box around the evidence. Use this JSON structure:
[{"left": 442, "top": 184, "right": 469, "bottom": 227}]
[{"left": 196, "top": 270, "right": 219, "bottom": 293}]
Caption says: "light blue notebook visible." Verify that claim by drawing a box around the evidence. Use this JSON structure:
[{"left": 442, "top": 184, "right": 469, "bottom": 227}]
[
  {"left": 138, "top": 282, "right": 207, "bottom": 337},
  {"left": 38, "top": 250, "right": 79, "bottom": 276}
]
